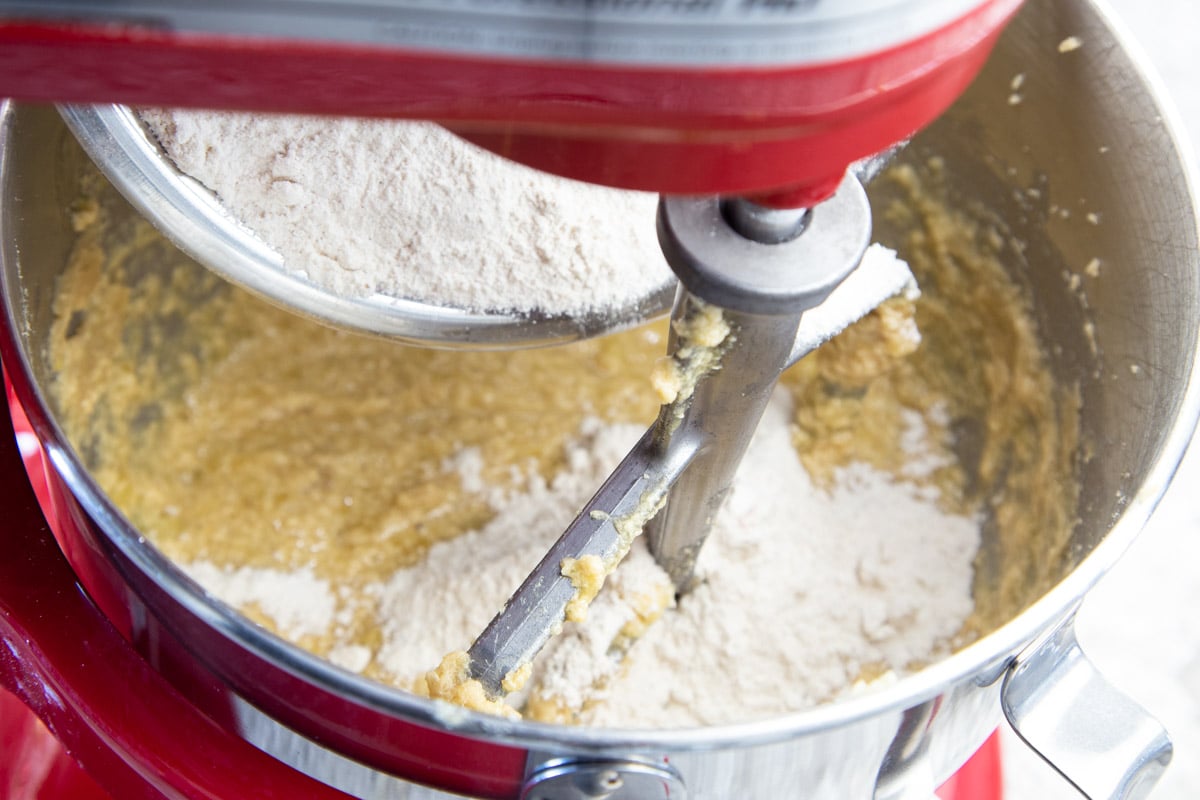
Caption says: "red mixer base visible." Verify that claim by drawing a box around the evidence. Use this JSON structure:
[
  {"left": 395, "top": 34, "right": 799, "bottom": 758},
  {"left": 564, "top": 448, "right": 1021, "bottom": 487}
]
[{"left": 0, "top": 684, "right": 1003, "bottom": 800}]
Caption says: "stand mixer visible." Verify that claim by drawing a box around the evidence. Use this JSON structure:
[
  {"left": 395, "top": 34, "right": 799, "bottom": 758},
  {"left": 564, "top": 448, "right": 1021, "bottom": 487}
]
[
  {"left": 0, "top": 2, "right": 1191, "bottom": 799},
  {"left": 0, "top": 0, "right": 1023, "bottom": 703}
]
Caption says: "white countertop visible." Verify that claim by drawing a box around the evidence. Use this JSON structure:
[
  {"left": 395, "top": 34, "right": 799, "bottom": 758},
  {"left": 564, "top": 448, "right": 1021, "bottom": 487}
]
[{"left": 1000, "top": 1, "right": 1200, "bottom": 796}]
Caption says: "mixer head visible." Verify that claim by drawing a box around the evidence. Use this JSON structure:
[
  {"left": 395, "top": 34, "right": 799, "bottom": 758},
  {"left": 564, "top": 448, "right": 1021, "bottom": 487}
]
[
  {"left": 1, "top": 0, "right": 1022, "bottom": 204},
  {"left": 0, "top": 0, "right": 1022, "bottom": 347}
]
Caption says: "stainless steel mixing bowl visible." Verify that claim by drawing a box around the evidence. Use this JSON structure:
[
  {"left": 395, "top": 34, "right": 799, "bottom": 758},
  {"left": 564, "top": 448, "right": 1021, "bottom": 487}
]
[{"left": 1, "top": 0, "right": 1197, "bottom": 797}]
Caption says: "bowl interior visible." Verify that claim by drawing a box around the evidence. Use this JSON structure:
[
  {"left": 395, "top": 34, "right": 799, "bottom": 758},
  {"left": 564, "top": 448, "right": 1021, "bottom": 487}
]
[{"left": 1, "top": 0, "right": 1198, "bottom": 747}]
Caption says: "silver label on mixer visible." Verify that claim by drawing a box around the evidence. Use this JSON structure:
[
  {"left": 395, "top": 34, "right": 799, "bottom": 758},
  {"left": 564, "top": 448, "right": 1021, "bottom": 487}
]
[{"left": 4, "top": 0, "right": 998, "bottom": 65}]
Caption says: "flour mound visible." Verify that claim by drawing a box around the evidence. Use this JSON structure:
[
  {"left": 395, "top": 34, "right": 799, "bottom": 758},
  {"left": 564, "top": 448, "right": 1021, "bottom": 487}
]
[
  {"left": 365, "top": 393, "right": 978, "bottom": 727},
  {"left": 141, "top": 111, "right": 671, "bottom": 316}
]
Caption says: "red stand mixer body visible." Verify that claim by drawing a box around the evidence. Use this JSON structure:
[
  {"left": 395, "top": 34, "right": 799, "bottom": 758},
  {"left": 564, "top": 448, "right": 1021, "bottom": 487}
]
[{"left": 0, "top": 1, "right": 1021, "bottom": 205}]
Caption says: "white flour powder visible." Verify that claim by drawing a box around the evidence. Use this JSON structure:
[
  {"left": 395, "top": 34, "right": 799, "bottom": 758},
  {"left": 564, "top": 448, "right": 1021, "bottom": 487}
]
[
  {"left": 139, "top": 111, "right": 671, "bottom": 316},
  {"left": 183, "top": 562, "right": 336, "bottom": 642},
  {"left": 182, "top": 390, "right": 977, "bottom": 727},
  {"left": 188, "top": 389, "right": 978, "bottom": 728},
  {"left": 535, "top": 397, "right": 978, "bottom": 728}
]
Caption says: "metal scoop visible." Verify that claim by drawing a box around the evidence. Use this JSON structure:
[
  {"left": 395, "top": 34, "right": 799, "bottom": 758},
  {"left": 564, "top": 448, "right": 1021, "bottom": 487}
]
[
  {"left": 58, "top": 104, "right": 676, "bottom": 349},
  {"left": 466, "top": 175, "right": 917, "bottom": 697}
]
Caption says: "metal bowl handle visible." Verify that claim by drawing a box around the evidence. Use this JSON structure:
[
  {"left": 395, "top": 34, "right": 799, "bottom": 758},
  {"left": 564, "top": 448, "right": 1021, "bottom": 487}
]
[{"left": 1002, "top": 617, "right": 1172, "bottom": 800}]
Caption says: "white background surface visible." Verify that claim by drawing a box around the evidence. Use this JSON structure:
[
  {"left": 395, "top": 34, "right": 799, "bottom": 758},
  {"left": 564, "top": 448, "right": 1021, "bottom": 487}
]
[{"left": 999, "top": 2, "right": 1200, "bottom": 796}]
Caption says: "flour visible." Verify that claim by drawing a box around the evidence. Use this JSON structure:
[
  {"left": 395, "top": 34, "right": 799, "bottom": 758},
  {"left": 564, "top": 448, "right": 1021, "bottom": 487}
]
[
  {"left": 372, "top": 418, "right": 650, "bottom": 686},
  {"left": 349, "top": 391, "right": 978, "bottom": 727},
  {"left": 184, "top": 562, "right": 336, "bottom": 641},
  {"left": 183, "top": 397, "right": 979, "bottom": 727},
  {"left": 533, "top": 395, "right": 978, "bottom": 727},
  {"left": 139, "top": 110, "right": 671, "bottom": 316}
]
